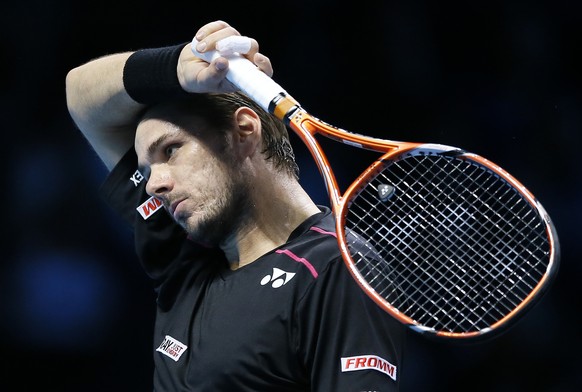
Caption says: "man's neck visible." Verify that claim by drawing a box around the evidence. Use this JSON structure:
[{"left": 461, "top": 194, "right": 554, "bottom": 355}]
[{"left": 221, "top": 183, "right": 320, "bottom": 270}]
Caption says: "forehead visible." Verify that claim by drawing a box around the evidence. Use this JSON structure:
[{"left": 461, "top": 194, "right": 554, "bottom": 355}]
[
  {"left": 134, "top": 112, "right": 227, "bottom": 166},
  {"left": 136, "top": 102, "right": 199, "bottom": 140},
  {"left": 134, "top": 117, "right": 185, "bottom": 156},
  {"left": 137, "top": 101, "right": 210, "bottom": 145}
]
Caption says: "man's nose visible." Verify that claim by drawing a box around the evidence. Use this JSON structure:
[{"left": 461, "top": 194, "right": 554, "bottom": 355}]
[{"left": 145, "top": 166, "right": 173, "bottom": 197}]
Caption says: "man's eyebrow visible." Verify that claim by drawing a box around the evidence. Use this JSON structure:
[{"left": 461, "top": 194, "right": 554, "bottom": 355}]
[
  {"left": 147, "top": 133, "right": 172, "bottom": 159},
  {"left": 137, "top": 133, "right": 172, "bottom": 176}
]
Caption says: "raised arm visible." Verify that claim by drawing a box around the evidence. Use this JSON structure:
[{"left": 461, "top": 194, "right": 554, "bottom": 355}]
[
  {"left": 65, "top": 20, "right": 272, "bottom": 170},
  {"left": 66, "top": 51, "right": 140, "bottom": 170}
]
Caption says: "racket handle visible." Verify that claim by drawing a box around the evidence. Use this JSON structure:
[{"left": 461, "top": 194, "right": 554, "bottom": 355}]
[{"left": 191, "top": 38, "right": 287, "bottom": 113}]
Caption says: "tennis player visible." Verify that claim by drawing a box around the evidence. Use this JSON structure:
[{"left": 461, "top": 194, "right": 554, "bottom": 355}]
[{"left": 65, "top": 20, "right": 406, "bottom": 391}]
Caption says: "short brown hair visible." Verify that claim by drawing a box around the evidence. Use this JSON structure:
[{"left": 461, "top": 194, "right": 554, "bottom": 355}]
[{"left": 144, "top": 92, "right": 299, "bottom": 179}]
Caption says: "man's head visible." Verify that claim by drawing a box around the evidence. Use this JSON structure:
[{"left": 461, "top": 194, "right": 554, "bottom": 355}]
[{"left": 134, "top": 92, "right": 299, "bottom": 245}]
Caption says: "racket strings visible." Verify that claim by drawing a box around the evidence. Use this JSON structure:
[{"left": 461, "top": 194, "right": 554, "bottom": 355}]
[{"left": 344, "top": 154, "right": 550, "bottom": 334}]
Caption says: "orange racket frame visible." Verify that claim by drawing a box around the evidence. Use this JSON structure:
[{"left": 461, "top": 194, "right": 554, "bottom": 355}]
[{"left": 192, "top": 40, "right": 560, "bottom": 340}]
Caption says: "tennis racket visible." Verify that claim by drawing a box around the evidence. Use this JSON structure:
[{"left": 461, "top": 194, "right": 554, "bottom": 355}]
[{"left": 192, "top": 38, "right": 560, "bottom": 340}]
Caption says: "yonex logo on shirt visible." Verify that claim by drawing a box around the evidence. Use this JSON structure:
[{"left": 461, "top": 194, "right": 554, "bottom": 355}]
[
  {"left": 260, "top": 267, "right": 296, "bottom": 288},
  {"left": 129, "top": 170, "right": 145, "bottom": 187},
  {"left": 341, "top": 355, "right": 397, "bottom": 381},
  {"left": 156, "top": 335, "right": 188, "bottom": 362}
]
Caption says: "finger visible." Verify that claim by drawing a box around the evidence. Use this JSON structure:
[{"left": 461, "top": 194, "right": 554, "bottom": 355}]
[
  {"left": 214, "top": 36, "right": 266, "bottom": 73},
  {"left": 217, "top": 36, "right": 261, "bottom": 67},
  {"left": 195, "top": 24, "right": 241, "bottom": 53},
  {"left": 253, "top": 53, "right": 273, "bottom": 78},
  {"left": 194, "top": 20, "right": 234, "bottom": 41},
  {"left": 199, "top": 58, "right": 241, "bottom": 93},
  {"left": 216, "top": 36, "right": 253, "bottom": 56}
]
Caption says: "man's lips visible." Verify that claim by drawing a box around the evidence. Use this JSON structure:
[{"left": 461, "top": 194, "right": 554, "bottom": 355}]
[{"left": 169, "top": 198, "right": 186, "bottom": 217}]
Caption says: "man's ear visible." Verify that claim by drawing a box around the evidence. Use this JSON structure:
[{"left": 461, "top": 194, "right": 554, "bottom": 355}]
[{"left": 233, "top": 106, "right": 262, "bottom": 159}]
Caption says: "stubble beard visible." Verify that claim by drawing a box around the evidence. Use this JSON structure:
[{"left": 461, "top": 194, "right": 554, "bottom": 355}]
[{"left": 182, "top": 177, "right": 252, "bottom": 247}]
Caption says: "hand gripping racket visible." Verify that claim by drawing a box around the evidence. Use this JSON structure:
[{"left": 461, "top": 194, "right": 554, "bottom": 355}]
[{"left": 192, "top": 37, "right": 559, "bottom": 340}]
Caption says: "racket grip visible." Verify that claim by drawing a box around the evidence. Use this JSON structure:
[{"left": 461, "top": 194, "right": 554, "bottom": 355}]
[{"left": 191, "top": 38, "right": 286, "bottom": 113}]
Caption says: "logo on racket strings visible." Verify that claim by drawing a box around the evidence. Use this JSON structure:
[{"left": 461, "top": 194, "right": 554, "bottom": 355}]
[{"left": 378, "top": 184, "right": 396, "bottom": 202}]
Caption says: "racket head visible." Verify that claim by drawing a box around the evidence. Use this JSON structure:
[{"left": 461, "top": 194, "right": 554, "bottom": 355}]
[{"left": 336, "top": 144, "right": 560, "bottom": 340}]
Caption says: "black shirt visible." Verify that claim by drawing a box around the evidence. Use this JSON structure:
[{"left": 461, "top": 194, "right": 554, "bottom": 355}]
[{"left": 101, "top": 150, "right": 406, "bottom": 391}]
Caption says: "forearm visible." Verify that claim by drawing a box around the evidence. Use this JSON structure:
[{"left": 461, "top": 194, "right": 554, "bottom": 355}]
[
  {"left": 65, "top": 51, "right": 145, "bottom": 170},
  {"left": 65, "top": 20, "right": 274, "bottom": 171}
]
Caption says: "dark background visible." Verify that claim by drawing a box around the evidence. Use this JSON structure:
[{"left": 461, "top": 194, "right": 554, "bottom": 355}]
[{"left": 2, "top": 1, "right": 580, "bottom": 390}]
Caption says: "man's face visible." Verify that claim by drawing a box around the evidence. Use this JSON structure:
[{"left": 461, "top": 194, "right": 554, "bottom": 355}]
[{"left": 135, "top": 115, "right": 250, "bottom": 245}]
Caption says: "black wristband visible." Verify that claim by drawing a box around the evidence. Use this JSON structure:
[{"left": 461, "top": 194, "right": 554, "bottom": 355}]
[{"left": 123, "top": 43, "right": 190, "bottom": 104}]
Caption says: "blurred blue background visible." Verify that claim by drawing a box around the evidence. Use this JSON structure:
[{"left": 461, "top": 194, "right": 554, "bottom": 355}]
[{"left": 2, "top": 1, "right": 580, "bottom": 390}]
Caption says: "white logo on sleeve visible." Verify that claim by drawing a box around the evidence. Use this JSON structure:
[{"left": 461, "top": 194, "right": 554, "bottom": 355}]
[
  {"left": 341, "top": 355, "right": 397, "bottom": 381},
  {"left": 156, "top": 335, "right": 188, "bottom": 362},
  {"left": 260, "top": 268, "right": 296, "bottom": 288},
  {"left": 130, "top": 170, "right": 145, "bottom": 187}
]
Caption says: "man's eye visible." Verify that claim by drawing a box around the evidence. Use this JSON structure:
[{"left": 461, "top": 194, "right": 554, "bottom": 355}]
[{"left": 165, "top": 144, "right": 179, "bottom": 157}]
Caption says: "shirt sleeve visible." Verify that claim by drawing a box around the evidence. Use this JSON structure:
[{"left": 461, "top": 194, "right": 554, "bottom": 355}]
[
  {"left": 297, "top": 256, "right": 407, "bottom": 392},
  {"left": 98, "top": 149, "right": 207, "bottom": 287}
]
